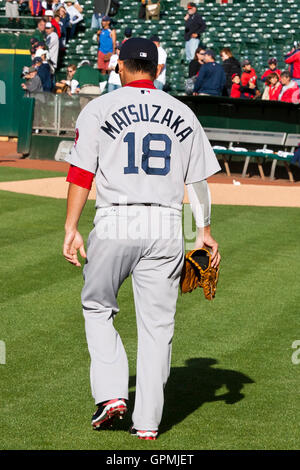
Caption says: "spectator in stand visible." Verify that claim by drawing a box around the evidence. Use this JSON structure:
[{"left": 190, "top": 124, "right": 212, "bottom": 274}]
[
  {"left": 32, "top": 18, "right": 46, "bottom": 42},
  {"left": 278, "top": 71, "right": 300, "bottom": 104},
  {"left": 65, "top": 0, "right": 84, "bottom": 40},
  {"left": 107, "top": 43, "right": 121, "bottom": 92},
  {"left": 41, "top": 1, "right": 52, "bottom": 15},
  {"left": 29, "top": 0, "right": 42, "bottom": 16},
  {"left": 220, "top": 47, "right": 241, "bottom": 95},
  {"left": 21, "top": 65, "right": 43, "bottom": 93},
  {"left": 188, "top": 46, "right": 205, "bottom": 78},
  {"left": 73, "top": 59, "right": 107, "bottom": 108},
  {"left": 45, "top": 9, "right": 61, "bottom": 38},
  {"left": 73, "top": 59, "right": 107, "bottom": 94},
  {"left": 57, "top": 6, "right": 70, "bottom": 48},
  {"left": 45, "top": 22, "right": 59, "bottom": 70},
  {"left": 193, "top": 49, "right": 226, "bottom": 96},
  {"left": 150, "top": 35, "right": 167, "bottom": 90},
  {"left": 5, "top": 0, "right": 20, "bottom": 25},
  {"left": 97, "top": 16, "right": 116, "bottom": 74},
  {"left": 261, "top": 58, "right": 281, "bottom": 83},
  {"left": 52, "top": 0, "right": 61, "bottom": 13},
  {"left": 33, "top": 55, "right": 52, "bottom": 92},
  {"left": 184, "top": 2, "right": 206, "bottom": 63},
  {"left": 55, "top": 63, "right": 77, "bottom": 93},
  {"left": 230, "top": 73, "right": 256, "bottom": 99},
  {"left": 284, "top": 43, "right": 300, "bottom": 88},
  {"left": 241, "top": 59, "right": 259, "bottom": 99},
  {"left": 138, "top": 0, "right": 147, "bottom": 20},
  {"left": 91, "top": 0, "right": 110, "bottom": 30},
  {"left": 262, "top": 72, "right": 281, "bottom": 101},
  {"left": 122, "top": 27, "right": 132, "bottom": 44}
]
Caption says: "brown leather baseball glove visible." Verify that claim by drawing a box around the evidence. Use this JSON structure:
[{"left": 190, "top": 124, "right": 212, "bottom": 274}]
[{"left": 180, "top": 248, "right": 219, "bottom": 300}]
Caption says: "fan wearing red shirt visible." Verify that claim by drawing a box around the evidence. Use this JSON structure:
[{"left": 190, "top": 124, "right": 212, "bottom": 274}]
[
  {"left": 279, "top": 71, "right": 300, "bottom": 104},
  {"left": 241, "top": 59, "right": 257, "bottom": 98},
  {"left": 261, "top": 58, "right": 281, "bottom": 83},
  {"left": 230, "top": 73, "right": 256, "bottom": 99},
  {"left": 268, "top": 73, "right": 282, "bottom": 101}
]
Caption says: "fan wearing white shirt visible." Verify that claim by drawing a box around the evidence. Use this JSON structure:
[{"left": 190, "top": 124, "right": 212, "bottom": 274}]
[
  {"left": 107, "top": 43, "right": 122, "bottom": 92},
  {"left": 150, "top": 34, "right": 167, "bottom": 90}
]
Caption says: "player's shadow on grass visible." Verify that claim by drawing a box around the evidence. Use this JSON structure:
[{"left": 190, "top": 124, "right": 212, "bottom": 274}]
[
  {"left": 114, "top": 357, "right": 254, "bottom": 435},
  {"left": 160, "top": 357, "right": 254, "bottom": 434}
]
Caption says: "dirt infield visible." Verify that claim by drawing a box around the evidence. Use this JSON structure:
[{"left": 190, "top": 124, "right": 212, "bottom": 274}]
[
  {"left": 1, "top": 142, "right": 300, "bottom": 207},
  {"left": 1, "top": 176, "right": 300, "bottom": 207}
]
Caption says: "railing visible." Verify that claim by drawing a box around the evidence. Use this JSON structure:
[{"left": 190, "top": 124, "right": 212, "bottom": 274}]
[
  {"left": 0, "top": 15, "right": 43, "bottom": 31},
  {"left": 31, "top": 92, "right": 97, "bottom": 135}
]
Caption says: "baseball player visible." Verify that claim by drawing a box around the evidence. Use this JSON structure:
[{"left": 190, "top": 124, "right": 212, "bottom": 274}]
[{"left": 63, "top": 38, "right": 221, "bottom": 440}]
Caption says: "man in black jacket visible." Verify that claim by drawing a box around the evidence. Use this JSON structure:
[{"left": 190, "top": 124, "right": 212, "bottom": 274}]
[
  {"left": 184, "top": 2, "right": 206, "bottom": 62},
  {"left": 220, "top": 47, "right": 241, "bottom": 96}
]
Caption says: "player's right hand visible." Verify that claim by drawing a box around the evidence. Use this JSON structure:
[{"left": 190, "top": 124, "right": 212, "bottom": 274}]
[{"left": 63, "top": 230, "right": 86, "bottom": 267}]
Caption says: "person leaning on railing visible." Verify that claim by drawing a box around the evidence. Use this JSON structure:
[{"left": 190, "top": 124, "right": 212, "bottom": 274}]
[{"left": 55, "top": 63, "right": 78, "bottom": 94}]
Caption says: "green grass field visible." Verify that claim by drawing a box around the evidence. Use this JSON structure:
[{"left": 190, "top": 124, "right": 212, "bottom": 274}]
[
  {"left": 1, "top": 177, "right": 300, "bottom": 450},
  {"left": 0, "top": 167, "right": 66, "bottom": 182}
]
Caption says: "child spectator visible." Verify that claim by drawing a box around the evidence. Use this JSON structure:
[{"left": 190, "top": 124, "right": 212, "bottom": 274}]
[
  {"left": 261, "top": 58, "right": 281, "bottom": 82},
  {"left": 241, "top": 59, "right": 258, "bottom": 99},
  {"left": 267, "top": 73, "right": 282, "bottom": 101},
  {"left": 230, "top": 73, "right": 256, "bottom": 99}
]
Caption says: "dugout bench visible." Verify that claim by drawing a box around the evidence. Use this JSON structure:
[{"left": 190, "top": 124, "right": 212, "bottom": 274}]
[{"left": 204, "top": 128, "right": 299, "bottom": 182}]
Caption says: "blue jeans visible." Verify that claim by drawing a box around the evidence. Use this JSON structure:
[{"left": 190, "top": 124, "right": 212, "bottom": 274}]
[
  {"left": 154, "top": 80, "right": 164, "bottom": 90},
  {"left": 91, "top": 13, "right": 103, "bottom": 29},
  {"left": 185, "top": 38, "right": 200, "bottom": 62},
  {"left": 108, "top": 83, "right": 121, "bottom": 93}
]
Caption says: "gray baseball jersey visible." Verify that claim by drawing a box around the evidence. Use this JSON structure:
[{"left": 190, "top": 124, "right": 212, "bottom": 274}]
[
  {"left": 67, "top": 84, "right": 220, "bottom": 432},
  {"left": 65, "top": 87, "right": 220, "bottom": 209}
]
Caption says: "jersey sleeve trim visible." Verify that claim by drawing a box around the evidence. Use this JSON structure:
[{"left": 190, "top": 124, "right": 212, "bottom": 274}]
[{"left": 66, "top": 165, "right": 94, "bottom": 190}]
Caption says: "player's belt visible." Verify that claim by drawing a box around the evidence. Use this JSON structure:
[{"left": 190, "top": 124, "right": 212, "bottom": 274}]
[{"left": 111, "top": 203, "right": 163, "bottom": 207}]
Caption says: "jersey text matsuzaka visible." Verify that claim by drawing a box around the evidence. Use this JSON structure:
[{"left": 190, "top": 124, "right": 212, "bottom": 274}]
[{"left": 100, "top": 103, "right": 193, "bottom": 142}]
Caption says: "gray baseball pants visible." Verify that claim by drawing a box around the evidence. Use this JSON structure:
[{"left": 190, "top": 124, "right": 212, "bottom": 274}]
[{"left": 81, "top": 205, "right": 184, "bottom": 430}]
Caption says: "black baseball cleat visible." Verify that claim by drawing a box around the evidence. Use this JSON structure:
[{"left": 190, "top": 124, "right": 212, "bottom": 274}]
[
  {"left": 129, "top": 426, "right": 158, "bottom": 440},
  {"left": 92, "top": 398, "right": 127, "bottom": 430}
]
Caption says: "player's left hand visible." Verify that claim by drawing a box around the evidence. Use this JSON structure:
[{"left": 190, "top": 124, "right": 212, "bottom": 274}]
[
  {"left": 63, "top": 230, "right": 86, "bottom": 267},
  {"left": 194, "top": 230, "right": 221, "bottom": 269}
]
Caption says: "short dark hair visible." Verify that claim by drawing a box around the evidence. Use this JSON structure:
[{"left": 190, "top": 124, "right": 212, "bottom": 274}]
[
  {"left": 123, "top": 59, "right": 157, "bottom": 80},
  {"left": 281, "top": 71, "right": 291, "bottom": 79}
]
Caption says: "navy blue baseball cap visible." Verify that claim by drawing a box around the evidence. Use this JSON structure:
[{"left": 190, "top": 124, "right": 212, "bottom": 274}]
[{"left": 119, "top": 37, "right": 158, "bottom": 65}]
